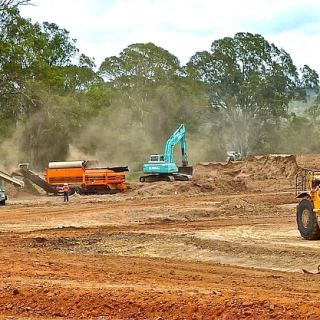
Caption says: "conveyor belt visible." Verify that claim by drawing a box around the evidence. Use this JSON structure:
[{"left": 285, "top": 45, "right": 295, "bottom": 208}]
[
  {"left": 0, "top": 170, "right": 25, "bottom": 187},
  {"left": 19, "top": 169, "right": 57, "bottom": 194}
]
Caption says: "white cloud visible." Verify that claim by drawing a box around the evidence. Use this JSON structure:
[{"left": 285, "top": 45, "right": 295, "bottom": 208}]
[
  {"left": 19, "top": 0, "right": 320, "bottom": 73},
  {"left": 269, "top": 32, "right": 320, "bottom": 71}
]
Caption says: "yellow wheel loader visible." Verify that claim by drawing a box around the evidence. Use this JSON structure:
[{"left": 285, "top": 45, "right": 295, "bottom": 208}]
[{"left": 296, "top": 170, "right": 320, "bottom": 240}]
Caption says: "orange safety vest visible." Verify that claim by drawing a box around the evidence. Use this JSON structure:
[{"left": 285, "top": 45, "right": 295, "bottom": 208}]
[{"left": 62, "top": 185, "right": 69, "bottom": 192}]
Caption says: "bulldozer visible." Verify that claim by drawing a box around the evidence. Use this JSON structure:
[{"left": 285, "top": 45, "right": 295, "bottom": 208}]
[{"left": 296, "top": 169, "right": 320, "bottom": 239}]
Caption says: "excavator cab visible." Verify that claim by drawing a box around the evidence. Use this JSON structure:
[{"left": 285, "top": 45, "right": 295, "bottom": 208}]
[{"left": 149, "top": 155, "right": 165, "bottom": 162}]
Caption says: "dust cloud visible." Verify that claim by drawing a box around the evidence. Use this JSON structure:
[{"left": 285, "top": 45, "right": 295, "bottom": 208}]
[{"left": 0, "top": 127, "right": 26, "bottom": 173}]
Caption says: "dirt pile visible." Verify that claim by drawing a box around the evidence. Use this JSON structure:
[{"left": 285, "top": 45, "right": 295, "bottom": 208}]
[
  {"left": 192, "top": 154, "right": 299, "bottom": 194},
  {"left": 5, "top": 178, "right": 42, "bottom": 198},
  {"left": 296, "top": 153, "right": 320, "bottom": 170},
  {"left": 244, "top": 154, "right": 300, "bottom": 178}
]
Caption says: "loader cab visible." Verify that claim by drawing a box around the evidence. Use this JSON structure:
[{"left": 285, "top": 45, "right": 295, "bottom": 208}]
[
  {"left": 149, "top": 154, "right": 165, "bottom": 163},
  {"left": 296, "top": 169, "right": 320, "bottom": 198}
]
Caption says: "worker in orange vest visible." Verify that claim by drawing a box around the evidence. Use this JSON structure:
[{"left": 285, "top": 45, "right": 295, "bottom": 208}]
[{"left": 62, "top": 182, "right": 70, "bottom": 202}]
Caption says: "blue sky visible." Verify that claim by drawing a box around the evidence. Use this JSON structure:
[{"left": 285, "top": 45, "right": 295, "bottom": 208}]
[{"left": 20, "top": 0, "right": 320, "bottom": 74}]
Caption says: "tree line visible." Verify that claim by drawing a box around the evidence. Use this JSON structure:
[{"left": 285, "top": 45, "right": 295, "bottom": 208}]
[{"left": 0, "top": 1, "right": 319, "bottom": 172}]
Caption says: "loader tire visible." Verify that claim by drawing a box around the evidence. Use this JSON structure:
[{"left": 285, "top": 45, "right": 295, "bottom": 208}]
[{"left": 297, "top": 199, "right": 320, "bottom": 240}]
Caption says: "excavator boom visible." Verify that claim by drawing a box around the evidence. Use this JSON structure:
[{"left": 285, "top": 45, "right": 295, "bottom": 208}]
[{"left": 163, "top": 124, "right": 188, "bottom": 164}]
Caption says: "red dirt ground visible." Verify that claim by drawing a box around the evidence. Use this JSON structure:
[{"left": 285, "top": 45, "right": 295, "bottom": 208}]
[{"left": 1, "top": 154, "right": 320, "bottom": 319}]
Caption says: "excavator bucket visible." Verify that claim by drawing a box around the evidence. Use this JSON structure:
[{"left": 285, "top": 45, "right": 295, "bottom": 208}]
[{"left": 178, "top": 165, "right": 194, "bottom": 176}]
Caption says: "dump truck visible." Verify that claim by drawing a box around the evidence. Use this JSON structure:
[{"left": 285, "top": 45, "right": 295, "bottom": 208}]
[{"left": 296, "top": 169, "right": 320, "bottom": 239}]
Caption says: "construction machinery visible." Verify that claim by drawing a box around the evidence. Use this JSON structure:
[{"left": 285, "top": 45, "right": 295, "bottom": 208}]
[
  {"left": 226, "top": 151, "right": 242, "bottom": 162},
  {"left": 19, "top": 161, "right": 128, "bottom": 195},
  {"left": 19, "top": 163, "right": 58, "bottom": 194},
  {"left": 296, "top": 169, "right": 320, "bottom": 240},
  {"left": 0, "top": 187, "right": 7, "bottom": 205},
  {"left": 0, "top": 170, "right": 25, "bottom": 188},
  {"left": 140, "top": 124, "right": 194, "bottom": 182}
]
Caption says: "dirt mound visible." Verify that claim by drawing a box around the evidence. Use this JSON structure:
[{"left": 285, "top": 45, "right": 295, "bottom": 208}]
[
  {"left": 131, "top": 155, "right": 300, "bottom": 197},
  {"left": 296, "top": 153, "right": 320, "bottom": 170},
  {"left": 191, "top": 154, "right": 299, "bottom": 194},
  {"left": 5, "top": 179, "right": 42, "bottom": 198},
  {"left": 245, "top": 154, "right": 300, "bottom": 178}
]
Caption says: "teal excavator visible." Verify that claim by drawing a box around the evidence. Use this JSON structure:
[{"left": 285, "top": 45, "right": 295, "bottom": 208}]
[{"left": 140, "top": 124, "right": 194, "bottom": 182}]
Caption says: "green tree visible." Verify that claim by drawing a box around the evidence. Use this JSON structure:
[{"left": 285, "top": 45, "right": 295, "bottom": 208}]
[
  {"left": 100, "top": 42, "right": 183, "bottom": 89},
  {"left": 0, "top": 0, "right": 32, "bottom": 10},
  {"left": 99, "top": 43, "right": 184, "bottom": 114},
  {"left": 0, "top": 6, "right": 103, "bottom": 168},
  {"left": 0, "top": 7, "right": 82, "bottom": 121},
  {"left": 187, "top": 32, "right": 319, "bottom": 157},
  {"left": 18, "top": 93, "right": 83, "bottom": 168},
  {"left": 99, "top": 43, "right": 206, "bottom": 136},
  {"left": 281, "top": 113, "right": 320, "bottom": 154}
]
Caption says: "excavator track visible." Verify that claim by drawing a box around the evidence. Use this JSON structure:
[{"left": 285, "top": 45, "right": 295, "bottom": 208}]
[
  {"left": 140, "top": 175, "right": 174, "bottom": 183},
  {"left": 139, "top": 173, "right": 192, "bottom": 183},
  {"left": 172, "top": 173, "right": 192, "bottom": 181}
]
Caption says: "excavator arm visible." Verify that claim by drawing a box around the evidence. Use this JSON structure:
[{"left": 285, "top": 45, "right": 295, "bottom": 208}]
[{"left": 163, "top": 124, "right": 188, "bottom": 166}]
